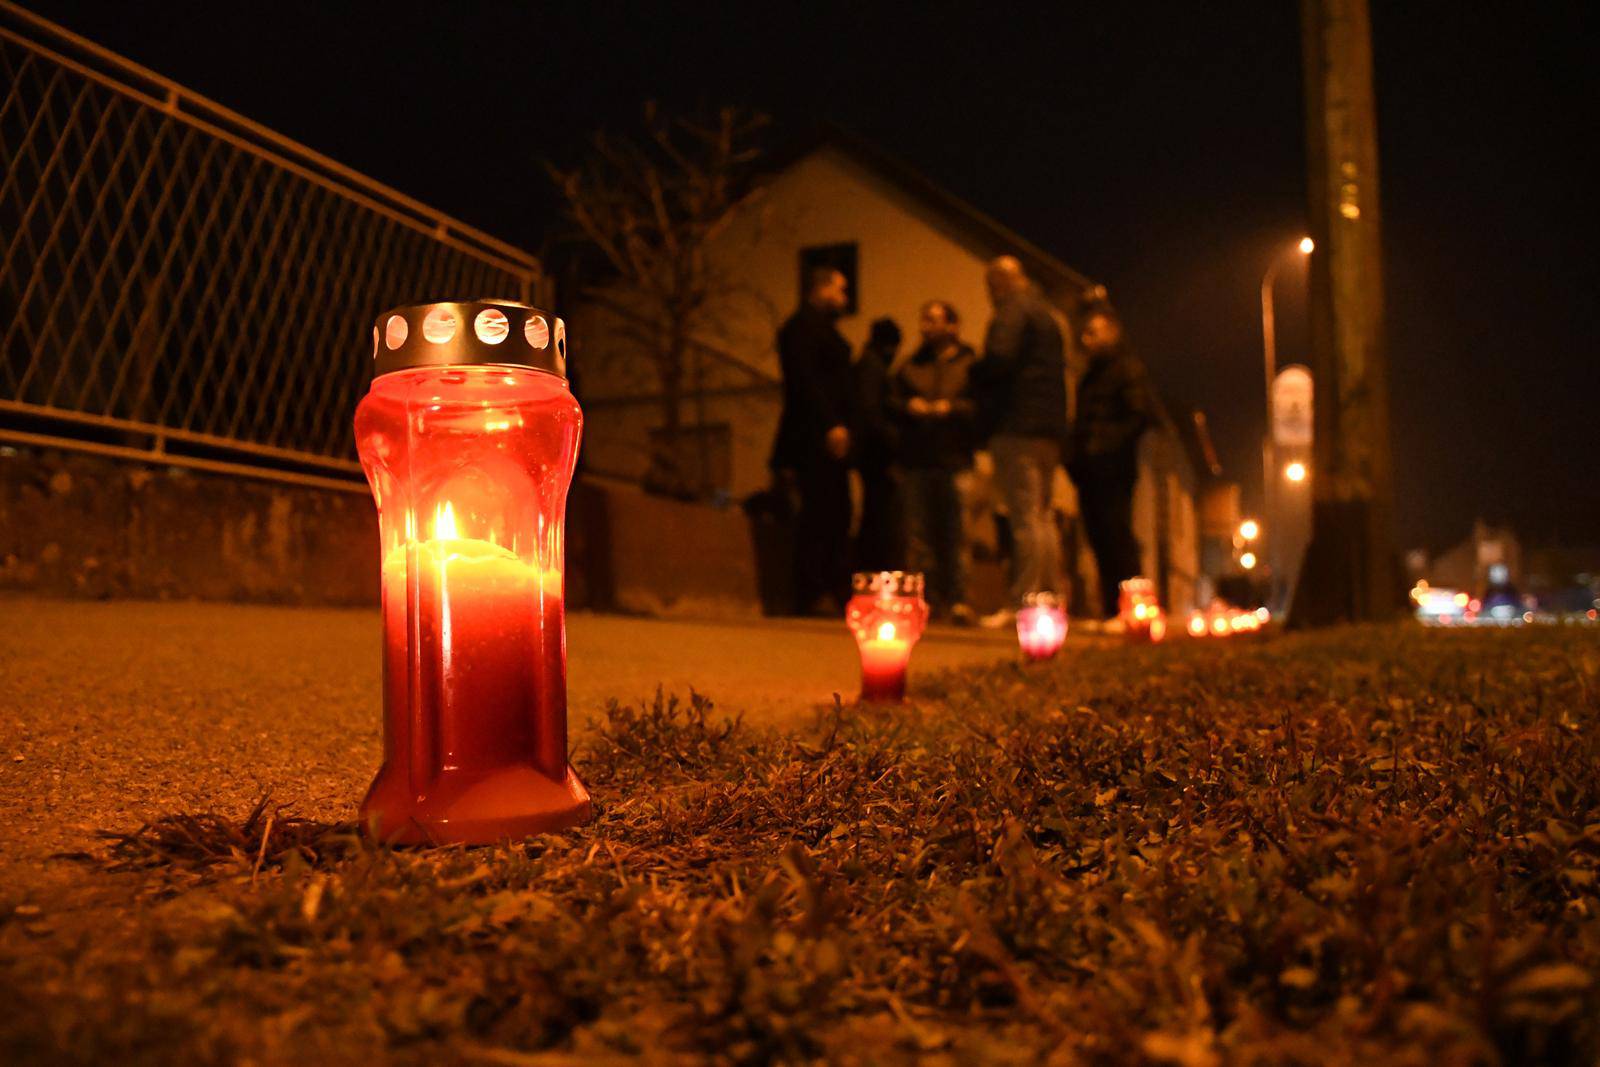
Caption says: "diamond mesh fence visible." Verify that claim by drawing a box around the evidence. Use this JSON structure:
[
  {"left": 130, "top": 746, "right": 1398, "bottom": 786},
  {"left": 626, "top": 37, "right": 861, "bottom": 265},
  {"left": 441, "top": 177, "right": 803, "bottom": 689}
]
[{"left": 0, "top": 6, "right": 545, "bottom": 485}]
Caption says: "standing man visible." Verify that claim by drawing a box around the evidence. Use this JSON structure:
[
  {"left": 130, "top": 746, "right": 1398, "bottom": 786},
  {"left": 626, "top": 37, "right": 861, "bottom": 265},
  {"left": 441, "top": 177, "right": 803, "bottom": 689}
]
[
  {"left": 853, "top": 317, "right": 904, "bottom": 573},
  {"left": 970, "top": 256, "right": 1068, "bottom": 625},
  {"left": 1067, "top": 301, "right": 1158, "bottom": 625},
  {"left": 771, "top": 266, "right": 855, "bottom": 615},
  {"left": 891, "top": 300, "right": 978, "bottom": 624}
]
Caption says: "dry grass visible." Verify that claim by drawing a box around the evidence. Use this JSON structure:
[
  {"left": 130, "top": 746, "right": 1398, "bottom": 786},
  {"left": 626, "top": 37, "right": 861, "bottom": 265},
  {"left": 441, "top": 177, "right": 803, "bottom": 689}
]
[{"left": 2, "top": 624, "right": 1598, "bottom": 1065}]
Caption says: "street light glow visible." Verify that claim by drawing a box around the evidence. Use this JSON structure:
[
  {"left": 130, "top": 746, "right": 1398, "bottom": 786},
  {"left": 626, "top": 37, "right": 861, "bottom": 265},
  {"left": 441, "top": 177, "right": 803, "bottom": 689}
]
[
  {"left": 1298, "top": 236, "right": 1315, "bottom": 255},
  {"left": 1238, "top": 519, "right": 1260, "bottom": 541},
  {"left": 1285, "top": 461, "right": 1308, "bottom": 483},
  {"left": 1240, "top": 551, "right": 1258, "bottom": 570}
]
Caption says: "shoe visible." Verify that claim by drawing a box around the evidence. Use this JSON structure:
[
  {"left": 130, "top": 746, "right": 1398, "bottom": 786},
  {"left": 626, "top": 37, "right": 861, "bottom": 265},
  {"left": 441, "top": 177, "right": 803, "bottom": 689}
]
[
  {"left": 949, "top": 603, "right": 977, "bottom": 627},
  {"left": 979, "top": 608, "right": 1015, "bottom": 630}
]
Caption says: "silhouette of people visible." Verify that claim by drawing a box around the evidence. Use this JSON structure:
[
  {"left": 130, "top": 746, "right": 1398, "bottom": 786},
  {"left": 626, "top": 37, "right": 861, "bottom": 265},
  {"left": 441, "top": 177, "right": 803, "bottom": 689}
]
[
  {"left": 891, "top": 300, "right": 977, "bottom": 624},
  {"left": 1067, "top": 300, "right": 1158, "bottom": 621},
  {"left": 853, "top": 317, "right": 904, "bottom": 573},
  {"left": 770, "top": 266, "right": 855, "bottom": 615},
  {"left": 969, "top": 256, "right": 1068, "bottom": 625}
]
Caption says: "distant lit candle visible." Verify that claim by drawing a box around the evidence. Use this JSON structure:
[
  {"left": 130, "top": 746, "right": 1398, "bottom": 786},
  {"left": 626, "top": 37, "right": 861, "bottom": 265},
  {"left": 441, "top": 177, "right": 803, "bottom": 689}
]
[
  {"left": 1118, "top": 577, "right": 1164, "bottom": 644},
  {"left": 1016, "top": 592, "right": 1067, "bottom": 660},
  {"left": 846, "top": 571, "right": 928, "bottom": 702}
]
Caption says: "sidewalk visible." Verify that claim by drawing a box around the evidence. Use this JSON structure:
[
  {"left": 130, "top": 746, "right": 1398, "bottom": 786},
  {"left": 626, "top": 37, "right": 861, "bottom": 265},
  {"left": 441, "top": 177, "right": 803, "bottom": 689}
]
[{"left": 0, "top": 596, "right": 1040, "bottom": 871}]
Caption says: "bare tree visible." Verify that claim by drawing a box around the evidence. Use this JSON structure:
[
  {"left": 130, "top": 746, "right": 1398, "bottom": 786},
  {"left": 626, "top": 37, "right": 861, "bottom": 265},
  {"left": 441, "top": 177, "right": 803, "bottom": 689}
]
[{"left": 548, "top": 104, "right": 769, "bottom": 496}]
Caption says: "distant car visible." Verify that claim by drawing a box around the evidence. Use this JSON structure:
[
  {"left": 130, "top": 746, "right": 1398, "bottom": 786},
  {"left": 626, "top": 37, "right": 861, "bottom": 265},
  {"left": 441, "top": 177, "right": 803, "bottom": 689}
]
[
  {"left": 1479, "top": 576, "right": 1524, "bottom": 625},
  {"left": 1536, "top": 584, "right": 1600, "bottom": 622},
  {"left": 1413, "top": 586, "right": 1467, "bottom": 625}
]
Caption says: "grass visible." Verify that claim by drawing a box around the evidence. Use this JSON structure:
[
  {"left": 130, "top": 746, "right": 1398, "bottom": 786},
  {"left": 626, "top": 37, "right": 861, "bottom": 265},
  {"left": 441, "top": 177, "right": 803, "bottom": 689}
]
[{"left": 2, "top": 624, "right": 1598, "bottom": 1065}]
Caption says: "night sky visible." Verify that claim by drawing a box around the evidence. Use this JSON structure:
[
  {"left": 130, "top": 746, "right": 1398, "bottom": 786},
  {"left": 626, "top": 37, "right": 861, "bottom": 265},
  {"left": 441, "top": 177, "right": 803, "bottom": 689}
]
[{"left": 26, "top": 1, "right": 1596, "bottom": 551}]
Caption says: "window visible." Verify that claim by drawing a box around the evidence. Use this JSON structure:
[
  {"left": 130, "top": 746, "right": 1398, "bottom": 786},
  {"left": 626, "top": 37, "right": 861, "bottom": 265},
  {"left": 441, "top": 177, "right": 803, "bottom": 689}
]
[{"left": 798, "top": 242, "right": 859, "bottom": 316}]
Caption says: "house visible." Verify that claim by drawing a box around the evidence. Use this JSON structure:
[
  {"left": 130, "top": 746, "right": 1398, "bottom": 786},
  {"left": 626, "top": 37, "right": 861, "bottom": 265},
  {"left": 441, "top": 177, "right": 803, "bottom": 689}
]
[{"left": 568, "top": 130, "right": 1199, "bottom": 615}]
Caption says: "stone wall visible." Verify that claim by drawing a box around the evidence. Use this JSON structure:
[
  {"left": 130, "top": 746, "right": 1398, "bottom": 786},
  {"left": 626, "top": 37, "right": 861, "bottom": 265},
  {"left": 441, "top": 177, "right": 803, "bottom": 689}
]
[
  {"left": 0, "top": 449, "right": 764, "bottom": 616},
  {"left": 0, "top": 448, "right": 379, "bottom": 605}
]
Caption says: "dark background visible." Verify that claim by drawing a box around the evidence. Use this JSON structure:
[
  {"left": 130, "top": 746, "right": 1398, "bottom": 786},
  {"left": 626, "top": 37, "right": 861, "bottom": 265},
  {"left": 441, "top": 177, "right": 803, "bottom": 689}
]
[{"left": 25, "top": 1, "right": 1597, "bottom": 551}]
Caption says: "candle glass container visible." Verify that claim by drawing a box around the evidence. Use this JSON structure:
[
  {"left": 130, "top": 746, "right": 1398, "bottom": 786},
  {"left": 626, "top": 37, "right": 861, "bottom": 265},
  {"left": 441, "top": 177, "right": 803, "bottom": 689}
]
[
  {"left": 355, "top": 299, "right": 589, "bottom": 845},
  {"left": 1118, "top": 577, "right": 1164, "bottom": 644},
  {"left": 1016, "top": 592, "right": 1067, "bottom": 660},
  {"left": 846, "top": 571, "right": 928, "bottom": 702}
]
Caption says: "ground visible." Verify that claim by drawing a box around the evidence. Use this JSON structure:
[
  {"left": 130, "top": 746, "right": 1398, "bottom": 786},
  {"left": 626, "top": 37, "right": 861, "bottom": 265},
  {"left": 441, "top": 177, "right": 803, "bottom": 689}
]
[
  {"left": 1, "top": 598, "right": 1597, "bottom": 1065},
  {"left": 0, "top": 597, "right": 1015, "bottom": 868}
]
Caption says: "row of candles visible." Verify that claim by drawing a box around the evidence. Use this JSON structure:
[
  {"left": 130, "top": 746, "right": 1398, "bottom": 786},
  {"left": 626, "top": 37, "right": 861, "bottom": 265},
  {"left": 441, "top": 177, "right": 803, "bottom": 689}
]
[
  {"left": 355, "top": 298, "right": 1269, "bottom": 848},
  {"left": 847, "top": 573, "right": 1195, "bottom": 703}
]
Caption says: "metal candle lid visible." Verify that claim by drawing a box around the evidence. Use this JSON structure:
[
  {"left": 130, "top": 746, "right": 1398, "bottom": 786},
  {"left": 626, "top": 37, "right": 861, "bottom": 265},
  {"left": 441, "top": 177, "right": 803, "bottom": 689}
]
[
  {"left": 372, "top": 299, "right": 567, "bottom": 378},
  {"left": 853, "top": 570, "right": 925, "bottom": 598}
]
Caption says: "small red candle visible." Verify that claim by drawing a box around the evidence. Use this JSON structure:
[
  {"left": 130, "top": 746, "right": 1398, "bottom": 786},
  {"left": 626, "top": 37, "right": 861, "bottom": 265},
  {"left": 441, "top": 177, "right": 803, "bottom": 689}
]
[
  {"left": 846, "top": 571, "right": 928, "bottom": 702},
  {"left": 1016, "top": 592, "right": 1067, "bottom": 660},
  {"left": 356, "top": 300, "right": 589, "bottom": 845},
  {"left": 1118, "top": 577, "right": 1164, "bottom": 644}
]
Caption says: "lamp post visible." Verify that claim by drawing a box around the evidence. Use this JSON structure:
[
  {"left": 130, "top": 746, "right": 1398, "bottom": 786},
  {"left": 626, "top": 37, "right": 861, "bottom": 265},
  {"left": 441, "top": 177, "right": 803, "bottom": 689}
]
[
  {"left": 1261, "top": 236, "right": 1315, "bottom": 402},
  {"left": 1259, "top": 237, "right": 1314, "bottom": 599}
]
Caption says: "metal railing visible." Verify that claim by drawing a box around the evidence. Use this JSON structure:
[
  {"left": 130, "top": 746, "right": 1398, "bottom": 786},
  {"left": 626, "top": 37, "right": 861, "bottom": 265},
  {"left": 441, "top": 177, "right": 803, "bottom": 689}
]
[{"left": 0, "top": 2, "right": 547, "bottom": 491}]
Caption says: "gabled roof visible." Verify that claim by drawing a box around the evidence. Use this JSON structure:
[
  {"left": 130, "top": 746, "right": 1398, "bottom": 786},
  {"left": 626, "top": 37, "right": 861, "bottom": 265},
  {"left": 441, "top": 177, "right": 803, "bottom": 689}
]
[{"left": 763, "top": 124, "right": 1098, "bottom": 305}]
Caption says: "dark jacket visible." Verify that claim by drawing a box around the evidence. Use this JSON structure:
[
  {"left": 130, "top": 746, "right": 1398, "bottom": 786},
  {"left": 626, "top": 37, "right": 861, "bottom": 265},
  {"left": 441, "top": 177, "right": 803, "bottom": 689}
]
[
  {"left": 889, "top": 340, "right": 978, "bottom": 470},
  {"left": 1067, "top": 347, "right": 1158, "bottom": 476},
  {"left": 970, "top": 290, "right": 1068, "bottom": 442},
  {"left": 852, "top": 342, "right": 899, "bottom": 475},
  {"left": 770, "top": 304, "right": 854, "bottom": 471}
]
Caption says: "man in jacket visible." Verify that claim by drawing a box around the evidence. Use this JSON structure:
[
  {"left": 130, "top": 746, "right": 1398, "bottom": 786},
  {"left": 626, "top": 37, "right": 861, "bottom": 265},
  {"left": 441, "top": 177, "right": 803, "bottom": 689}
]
[
  {"left": 970, "top": 256, "right": 1068, "bottom": 623},
  {"left": 891, "top": 300, "right": 978, "bottom": 623},
  {"left": 771, "top": 266, "right": 855, "bottom": 614},
  {"left": 1067, "top": 302, "right": 1159, "bottom": 622}
]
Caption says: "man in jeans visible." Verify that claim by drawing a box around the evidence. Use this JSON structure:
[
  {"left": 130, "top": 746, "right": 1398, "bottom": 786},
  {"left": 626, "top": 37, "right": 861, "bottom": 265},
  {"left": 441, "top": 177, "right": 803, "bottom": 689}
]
[
  {"left": 970, "top": 257, "right": 1068, "bottom": 626},
  {"left": 891, "top": 300, "right": 978, "bottom": 624}
]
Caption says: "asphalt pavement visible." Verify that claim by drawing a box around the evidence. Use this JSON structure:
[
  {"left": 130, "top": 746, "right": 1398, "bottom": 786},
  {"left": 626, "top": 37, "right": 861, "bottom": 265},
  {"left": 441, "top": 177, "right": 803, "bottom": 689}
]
[{"left": 0, "top": 595, "right": 1027, "bottom": 878}]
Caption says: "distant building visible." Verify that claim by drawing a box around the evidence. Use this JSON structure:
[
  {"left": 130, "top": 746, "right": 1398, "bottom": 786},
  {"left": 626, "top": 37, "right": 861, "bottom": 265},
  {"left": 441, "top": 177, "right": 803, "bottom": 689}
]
[
  {"left": 1424, "top": 520, "right": 1523, "bottom": 593},
  {"left": 569, "top": 131, "right": 1199, "bottom": 613}
]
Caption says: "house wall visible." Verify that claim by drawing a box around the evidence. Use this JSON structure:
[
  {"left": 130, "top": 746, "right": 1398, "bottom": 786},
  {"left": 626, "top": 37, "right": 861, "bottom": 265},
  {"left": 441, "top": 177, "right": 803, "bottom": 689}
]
[
  {"left": 576, "top": 145, "right": 1067, "bottom": 499},
  {"left": 571, "top": 144, "right": 1199, "bottom": 615}
]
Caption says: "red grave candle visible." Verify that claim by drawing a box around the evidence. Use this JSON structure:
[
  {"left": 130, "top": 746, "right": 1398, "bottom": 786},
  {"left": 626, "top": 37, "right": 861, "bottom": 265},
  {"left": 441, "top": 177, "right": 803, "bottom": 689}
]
[
  {"left": 1016, "top": 592, "right": 1067, "bottom": 660},
  {"left": 1118, "top": 577, "right": 1165, "bottom": 644},
  {"left": 355, "top": 300, "right": 589, "bottom": 845},
  {"left": 846, "top": 571, "right": 928, "bottom": 702}
]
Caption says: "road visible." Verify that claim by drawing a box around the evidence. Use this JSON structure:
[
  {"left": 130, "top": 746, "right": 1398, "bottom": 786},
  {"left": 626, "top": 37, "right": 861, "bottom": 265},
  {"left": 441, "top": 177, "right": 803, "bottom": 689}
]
[{"left": 0, "top": 596, "right": 1032, "bottom": 874}]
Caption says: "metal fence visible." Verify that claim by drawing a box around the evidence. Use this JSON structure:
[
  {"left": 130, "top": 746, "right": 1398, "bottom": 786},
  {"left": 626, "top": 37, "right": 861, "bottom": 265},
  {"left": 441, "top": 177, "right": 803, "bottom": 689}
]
[{"left": 0, "top": 2, "right": 547, "bottom": 491}]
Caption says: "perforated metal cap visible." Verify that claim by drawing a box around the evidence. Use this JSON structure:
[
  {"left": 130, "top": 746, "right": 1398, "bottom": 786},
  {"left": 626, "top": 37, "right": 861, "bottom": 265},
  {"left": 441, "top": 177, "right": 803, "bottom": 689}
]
[
  {"left": 372, "top": 298, "right": 566, "bottom": 378},
  {"left": 852, "top": 571, "right": 926, "bottom": 598}
]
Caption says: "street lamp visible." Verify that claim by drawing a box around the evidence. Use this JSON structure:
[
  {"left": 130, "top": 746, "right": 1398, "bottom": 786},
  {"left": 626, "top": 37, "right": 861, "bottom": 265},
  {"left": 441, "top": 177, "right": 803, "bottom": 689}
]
[
  {"left": 1238, "top": 518, "right": 1260, "bottom": 542},
  {"left": 1284, "top": 460, "right": 1308, "bottom": 483},
  {"left": 1261, "top": 236, "right": 1314, "bottom": 417},
  {"left": 1240, "top": 551, "right": 1258, "bottom": 570}
]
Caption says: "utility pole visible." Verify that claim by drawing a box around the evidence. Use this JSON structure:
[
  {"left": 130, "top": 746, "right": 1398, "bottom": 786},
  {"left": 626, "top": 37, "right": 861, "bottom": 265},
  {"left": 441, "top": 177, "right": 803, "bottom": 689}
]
[{"left": 1291, "top": 0, "right": 1398, "bottom": 625}]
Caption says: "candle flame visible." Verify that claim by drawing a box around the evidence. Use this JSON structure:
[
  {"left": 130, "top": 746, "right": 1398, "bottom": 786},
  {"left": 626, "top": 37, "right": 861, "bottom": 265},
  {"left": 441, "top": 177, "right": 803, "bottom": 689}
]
[
  {"left": 877, "top": 621, "right": 896, "bottom": 642},
  {"left": 434, "top": 501, "right": 459, "bottom": 541}
]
